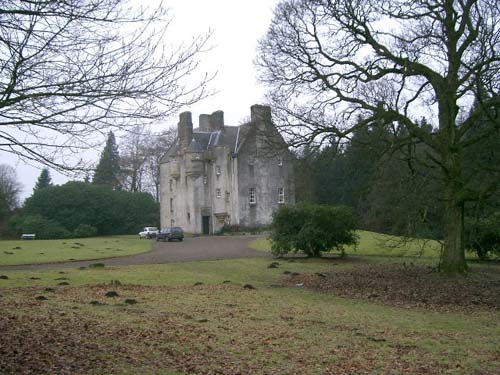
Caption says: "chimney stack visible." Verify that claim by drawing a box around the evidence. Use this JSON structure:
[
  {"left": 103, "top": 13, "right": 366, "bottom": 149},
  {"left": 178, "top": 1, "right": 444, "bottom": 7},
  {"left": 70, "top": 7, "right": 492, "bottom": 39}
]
[
  {"left": 178, "top": 111, "right": 193, "bottom": 151},
  {"left": 210, "top": 110, "right": 224, "bottom": 131},
  {"left": 250, "top": 104, "right": 272, "bottom": 125}
]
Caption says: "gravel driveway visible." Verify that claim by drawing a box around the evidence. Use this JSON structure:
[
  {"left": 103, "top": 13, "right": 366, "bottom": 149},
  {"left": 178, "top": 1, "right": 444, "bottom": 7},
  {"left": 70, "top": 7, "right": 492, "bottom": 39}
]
[{"left": 0, "top": 235, "right": 269, "bottom": 271}]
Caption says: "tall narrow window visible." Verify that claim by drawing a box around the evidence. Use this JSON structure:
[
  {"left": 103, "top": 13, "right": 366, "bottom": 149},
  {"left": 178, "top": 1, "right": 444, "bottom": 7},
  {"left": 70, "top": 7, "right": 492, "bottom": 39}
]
[
  {"left": 278, "top": 187, "right": 285, "bottom": 203},
  {"left": 249, "top": 187, "right": 256, "bottom": 204},
  {"left": 216, "top": 188, "right": 221, "bottom": 198}
]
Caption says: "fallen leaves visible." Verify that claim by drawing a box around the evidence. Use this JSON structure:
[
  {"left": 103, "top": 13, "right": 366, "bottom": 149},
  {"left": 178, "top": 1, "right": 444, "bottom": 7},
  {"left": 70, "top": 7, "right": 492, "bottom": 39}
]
[{"left": 281, "top": 263, "right": 500, "bottom": 312}]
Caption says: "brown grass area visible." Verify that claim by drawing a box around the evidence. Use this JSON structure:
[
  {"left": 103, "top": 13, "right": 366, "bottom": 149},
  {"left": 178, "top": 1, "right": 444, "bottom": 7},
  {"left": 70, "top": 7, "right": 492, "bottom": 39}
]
[{"left": 1, "top": 279, "right": 499, "bottom": 374}]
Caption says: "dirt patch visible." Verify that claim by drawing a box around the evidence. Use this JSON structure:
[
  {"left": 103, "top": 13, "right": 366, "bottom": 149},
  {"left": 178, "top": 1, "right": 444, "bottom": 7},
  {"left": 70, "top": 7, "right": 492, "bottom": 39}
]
[{"left": 282, "top": 263, "right": 500, "bottom": 312}]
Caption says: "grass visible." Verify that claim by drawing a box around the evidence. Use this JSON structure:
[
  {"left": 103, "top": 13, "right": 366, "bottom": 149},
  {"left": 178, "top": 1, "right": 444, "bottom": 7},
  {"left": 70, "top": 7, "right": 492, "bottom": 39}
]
[
  {"left": 250, "top": 230, "right": 444, "bottom": 258},
  {"left": 0, "top": 257, "right": 337, "bottom": 288},
  {"left": 0, "top": 235, "right": 152, "bottom": 266},
  {"left": 0, "top": 232, "right": 498, "bottom": 374},
  {"left": 1, "top": 266, "right": 498, "bottom": 374}
]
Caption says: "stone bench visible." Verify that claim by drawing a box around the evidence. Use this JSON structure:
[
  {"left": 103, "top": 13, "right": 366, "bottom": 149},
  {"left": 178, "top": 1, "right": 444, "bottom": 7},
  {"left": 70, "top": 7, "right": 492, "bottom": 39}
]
[{"left": 21, "top": 234, "right": 36, "bottom": 240}]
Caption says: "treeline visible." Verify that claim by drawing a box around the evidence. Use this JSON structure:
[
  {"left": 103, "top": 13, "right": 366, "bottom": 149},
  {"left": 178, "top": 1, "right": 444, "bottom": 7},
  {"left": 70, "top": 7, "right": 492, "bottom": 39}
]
[
  {"left": 8, "top": 182, "right": 159, "bottom": 239},
  {"left": 294, "top": 118, "right": 500, "bottom": 258}
]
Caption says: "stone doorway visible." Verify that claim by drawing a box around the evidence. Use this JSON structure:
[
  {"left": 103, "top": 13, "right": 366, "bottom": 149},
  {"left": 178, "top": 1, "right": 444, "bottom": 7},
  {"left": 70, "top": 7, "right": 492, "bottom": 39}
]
[{"left": 202, "top": 215, "right": 210, "bottom": 235}]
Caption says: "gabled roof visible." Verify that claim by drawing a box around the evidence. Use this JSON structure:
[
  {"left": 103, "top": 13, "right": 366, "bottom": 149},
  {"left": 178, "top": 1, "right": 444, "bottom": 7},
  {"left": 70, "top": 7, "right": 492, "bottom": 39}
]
[{"left": 186, "top": 138, "right": 204, "bottom": 153}]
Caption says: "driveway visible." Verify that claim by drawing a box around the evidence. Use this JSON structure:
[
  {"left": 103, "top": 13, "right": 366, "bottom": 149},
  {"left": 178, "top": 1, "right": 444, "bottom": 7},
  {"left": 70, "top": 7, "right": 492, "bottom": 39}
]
[{"left": 0, "top": 235, "right": 270, "bottom": 271}]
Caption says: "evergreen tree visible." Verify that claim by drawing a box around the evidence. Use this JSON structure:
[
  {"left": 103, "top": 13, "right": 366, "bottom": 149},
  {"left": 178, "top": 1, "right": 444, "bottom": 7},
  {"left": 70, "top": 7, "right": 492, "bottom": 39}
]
[
  {"left": 93, "top": 131, "right": 122, "bottom": 189},
  {"left": 33, "top": 168, "right": 53, "bottom": 193}
]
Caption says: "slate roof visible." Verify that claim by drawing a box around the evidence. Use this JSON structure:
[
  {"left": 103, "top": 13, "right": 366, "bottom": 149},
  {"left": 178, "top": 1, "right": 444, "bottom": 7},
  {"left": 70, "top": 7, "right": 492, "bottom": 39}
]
[
  {"left": 194, "top": 126, "right": 240, "bottom": 150},
  {"left": 160, "top": 124, "right": 249, "bottom": 163}
]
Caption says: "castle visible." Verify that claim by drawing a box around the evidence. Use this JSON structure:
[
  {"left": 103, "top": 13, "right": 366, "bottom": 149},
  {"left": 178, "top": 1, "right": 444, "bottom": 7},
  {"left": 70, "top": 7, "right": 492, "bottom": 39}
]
[{"left": 159, "top": 104, "right": 295, "bottom": 234}]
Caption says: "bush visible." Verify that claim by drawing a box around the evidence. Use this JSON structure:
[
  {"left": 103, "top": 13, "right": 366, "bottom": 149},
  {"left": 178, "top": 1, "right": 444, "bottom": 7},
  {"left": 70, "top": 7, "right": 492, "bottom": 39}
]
[
  {"left": 73, "top": 224, "right": 98, "bottom": 238},
  {"left": 216, "top": 224, "right": 269, "bottom": 235},
  {"left": 270, "top": 204, "right": 358, "bottom": 257},
  {"left": 465, "top": 212, "right": 500, "bottom": 259},
  {"left": 12, "top": 214, "right": 71, "bottom": 239}
]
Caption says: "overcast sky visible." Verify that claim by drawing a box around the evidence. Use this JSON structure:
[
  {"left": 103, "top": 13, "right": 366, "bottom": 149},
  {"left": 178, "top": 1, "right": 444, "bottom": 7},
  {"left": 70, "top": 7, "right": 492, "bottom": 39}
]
[{"left": 5, "top": 0, "right": 279, "bottom": 200}]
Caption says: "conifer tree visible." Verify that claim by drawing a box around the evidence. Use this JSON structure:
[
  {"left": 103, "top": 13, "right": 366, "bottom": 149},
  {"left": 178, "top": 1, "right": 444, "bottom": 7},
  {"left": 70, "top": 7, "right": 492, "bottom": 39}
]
[
  {"left": 93, "top": 132, "right": 122, "bottom": 189},
  {"left": 33, "top": 168, "right": 53, "bottom": 193}
]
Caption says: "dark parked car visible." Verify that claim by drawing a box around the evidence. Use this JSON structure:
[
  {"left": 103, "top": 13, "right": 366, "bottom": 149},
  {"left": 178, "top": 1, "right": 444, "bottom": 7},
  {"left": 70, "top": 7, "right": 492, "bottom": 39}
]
[{"left": 156, "top": 227, "right": 184, "bottom": 242}]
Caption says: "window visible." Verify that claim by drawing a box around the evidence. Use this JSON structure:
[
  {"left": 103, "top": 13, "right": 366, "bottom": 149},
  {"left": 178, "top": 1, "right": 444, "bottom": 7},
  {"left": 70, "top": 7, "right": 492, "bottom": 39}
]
[
  {"left": 216, "top": 188, "right": 221, "bottom": 198},
  {"left": 278, "top": 187, "right": 285, "bottom": 203},
  {"left": 216, "top": 165, "right": 221, "bottom": 176},
  {"left": 249, "top": 187, "right": 256, "bottom": 204},
  {"left": 278, "top": 156, "right": 283, "bottom": 166}
]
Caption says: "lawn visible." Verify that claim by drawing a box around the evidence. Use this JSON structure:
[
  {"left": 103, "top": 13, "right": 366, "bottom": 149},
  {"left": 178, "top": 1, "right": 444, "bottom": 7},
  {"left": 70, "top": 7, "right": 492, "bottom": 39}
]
[
  {"left": 0, "top": 234, "right": 499, "bottom": 374},
  {"left": 250, "top": 230, "right": 445, "bottom": 258},
  {"left": 0, "top": 235, "right": 152, "bottom": 266}
]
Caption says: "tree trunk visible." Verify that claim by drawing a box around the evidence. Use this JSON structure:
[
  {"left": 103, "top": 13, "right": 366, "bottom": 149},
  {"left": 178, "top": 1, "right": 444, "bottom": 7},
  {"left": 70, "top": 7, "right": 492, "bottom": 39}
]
[{"left": 440, "top": 184, "right": 467, "bottom": 273}]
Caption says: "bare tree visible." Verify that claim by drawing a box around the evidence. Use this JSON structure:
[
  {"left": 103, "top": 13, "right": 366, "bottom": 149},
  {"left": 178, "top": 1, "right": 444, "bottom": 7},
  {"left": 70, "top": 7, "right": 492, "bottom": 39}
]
[
  {"left": 0, "top": 164, "right": 22, "bottom": 220},
  {"left": 145, "top": 128, "right": 177, "bottom": 201},
  {"left": 120, "top": 127, "right": 150, "bottom": 193},
  {"left": 0, "top": 0, "right": 212, "bottom": 172},
  {"left": 119, "top": 127, "right": 176, "bottom": 200},
  {"left": 257, "top": 0, "right": 500, "bottom": 272}
]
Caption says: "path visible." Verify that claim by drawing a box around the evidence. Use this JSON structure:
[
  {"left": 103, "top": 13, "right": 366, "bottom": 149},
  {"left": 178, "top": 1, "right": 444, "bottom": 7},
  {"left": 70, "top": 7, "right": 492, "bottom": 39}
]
[{"left": 0, "top": 235, "right": 269, "bottom": 271}]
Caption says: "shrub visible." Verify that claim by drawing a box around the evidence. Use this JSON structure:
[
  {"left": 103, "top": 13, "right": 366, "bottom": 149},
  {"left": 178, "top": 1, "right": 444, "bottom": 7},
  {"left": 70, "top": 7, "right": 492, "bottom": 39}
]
[
  {"left": 13, "top": 214, "right": 71, "bottom": 239},
  {"left": 270, "top": 204, "right": 358, "bottom": 257},
  {"left": 73, "top": 224, "right": 98, "bottom": 238},
  {"left": 465, "top": 212, "right": 500, "bottom": 259}
]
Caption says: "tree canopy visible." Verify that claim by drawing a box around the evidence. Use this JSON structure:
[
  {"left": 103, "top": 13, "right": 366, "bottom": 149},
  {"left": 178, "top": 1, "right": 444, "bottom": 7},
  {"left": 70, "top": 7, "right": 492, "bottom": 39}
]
[
  {"left": 259, "top": 0, "right": 500, "bottom": 272},
  {"left": 0, "top": 0, "right": 212, "bottom": 171},
  {"left": 18, "top": 181, "right": 159, "bottom": 237}
]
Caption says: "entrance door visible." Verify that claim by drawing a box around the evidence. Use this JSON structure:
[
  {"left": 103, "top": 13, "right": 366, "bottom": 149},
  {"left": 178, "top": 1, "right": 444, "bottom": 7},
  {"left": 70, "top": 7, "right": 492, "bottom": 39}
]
[{"left": 202, "top": 216, "right": 210, "bottom": 235}]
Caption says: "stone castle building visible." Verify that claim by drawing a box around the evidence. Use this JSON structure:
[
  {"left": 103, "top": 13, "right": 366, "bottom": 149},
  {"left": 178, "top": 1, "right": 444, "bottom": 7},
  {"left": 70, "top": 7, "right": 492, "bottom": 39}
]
[{"left": 159, "top": 104, "right": 295, "bottom": 234}]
